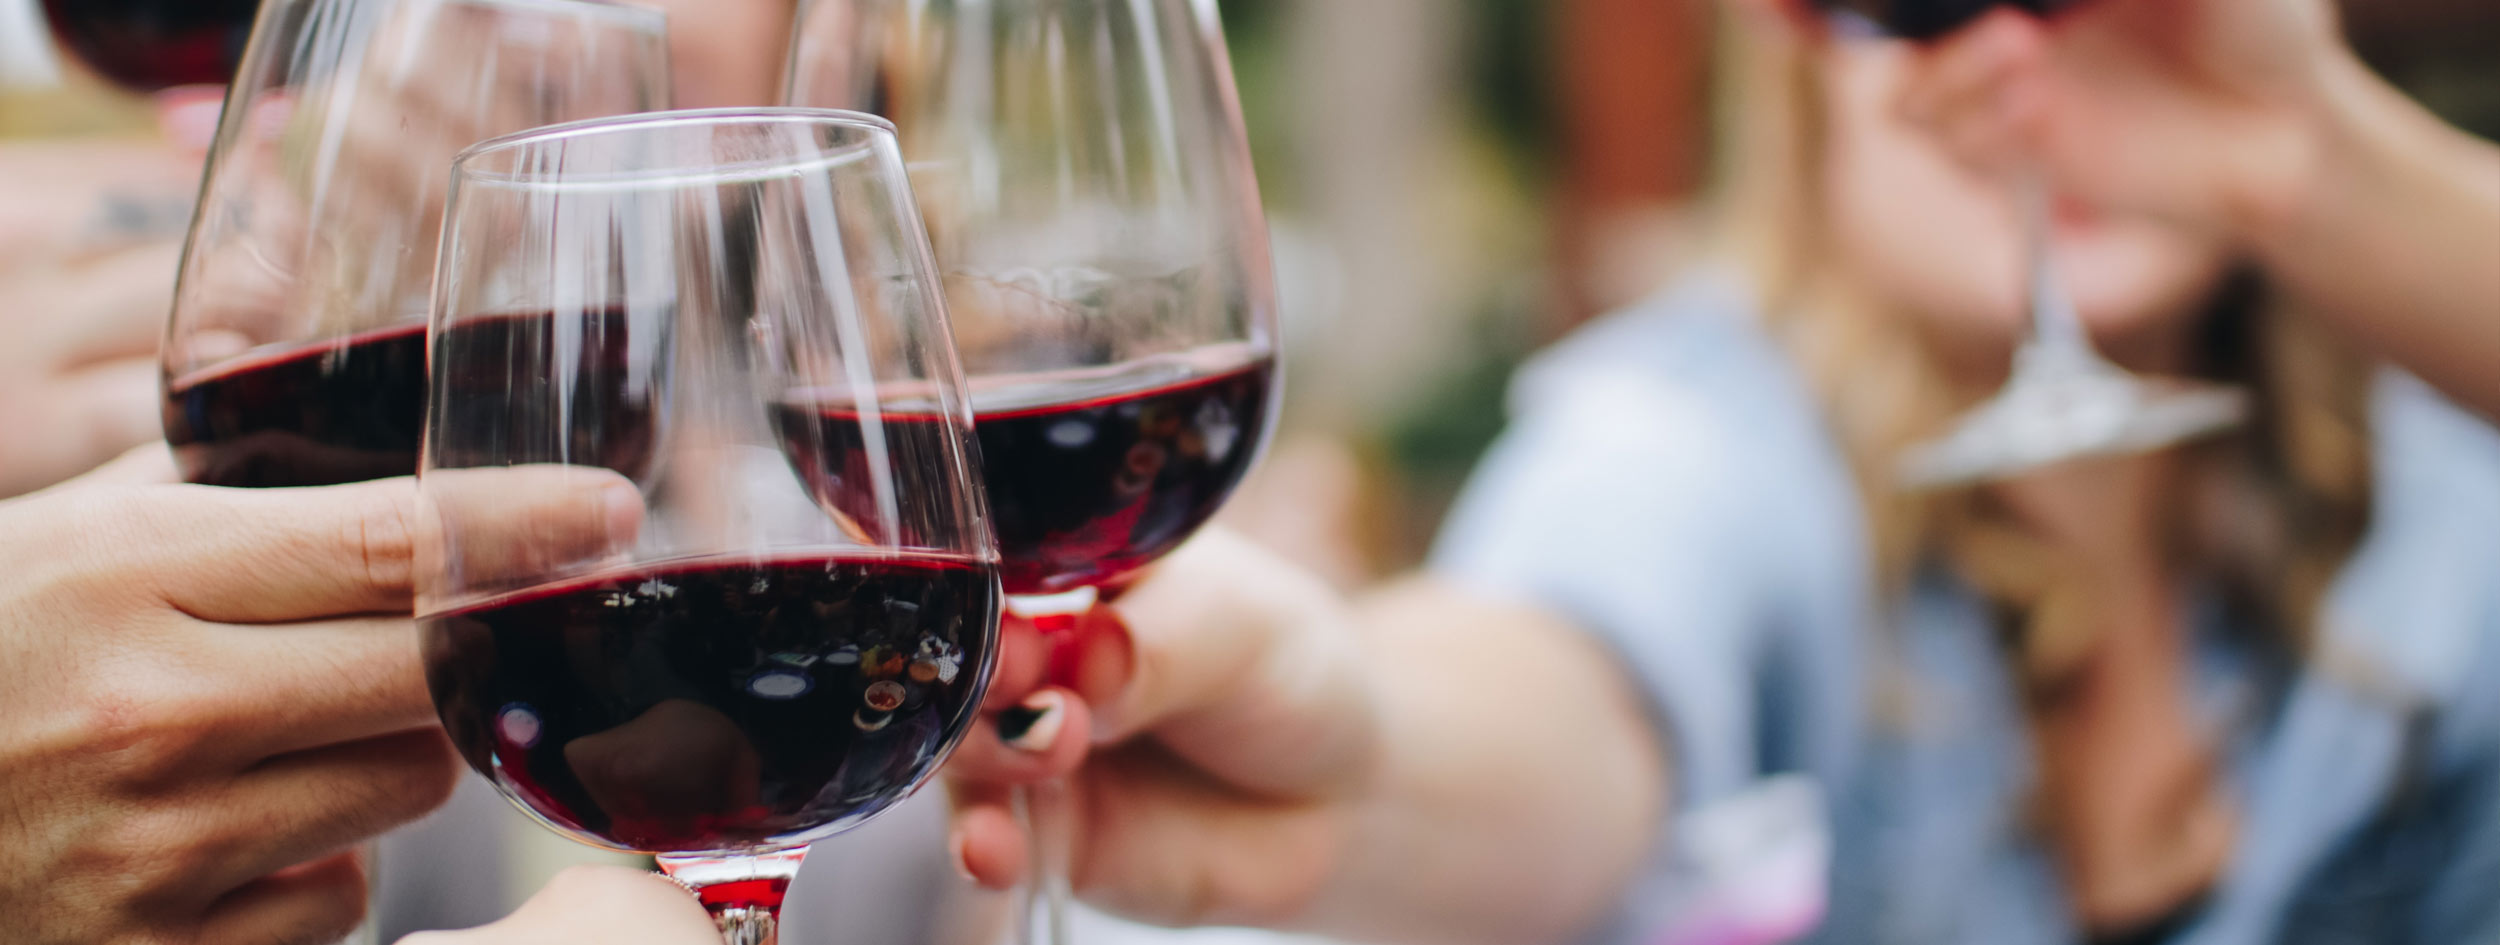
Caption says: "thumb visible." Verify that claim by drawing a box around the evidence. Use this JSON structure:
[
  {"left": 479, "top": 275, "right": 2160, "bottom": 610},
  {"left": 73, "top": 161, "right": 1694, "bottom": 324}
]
[{"left": 397, "top": 867, "right": 719, "bottom": 945}]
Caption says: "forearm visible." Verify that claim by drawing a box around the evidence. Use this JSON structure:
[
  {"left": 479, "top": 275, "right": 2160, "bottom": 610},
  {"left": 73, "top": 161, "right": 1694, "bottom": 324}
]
[
  {"left": 2251, "top": 51, "right": 2500, "bottom": 419},
  {"left": 1296, "top": 577, "right": 1668, "bottom": 945}
]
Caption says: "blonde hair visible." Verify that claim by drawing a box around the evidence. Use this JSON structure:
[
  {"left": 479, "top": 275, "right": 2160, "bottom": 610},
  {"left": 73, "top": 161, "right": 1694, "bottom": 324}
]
[{"left": 1699, "top": 10, "right": 2376, "bottom": 692}]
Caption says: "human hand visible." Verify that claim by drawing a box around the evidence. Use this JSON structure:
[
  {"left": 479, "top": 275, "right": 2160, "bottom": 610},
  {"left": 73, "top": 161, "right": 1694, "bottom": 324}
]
[
  {"left": 1894, "top": 0, "right": 2357, "bottom": 238},
  {"left": 0, "top": 455, "right": 640, "bottom": 945},
  {"left": 395, "top": 866, "right": 720, "bottom": 945},
  {"left": 941, "top": 529, "right": 1379, "bottom": 925},
  {"left": 0, "top": 140, "right": 200, "bottom": 496}
]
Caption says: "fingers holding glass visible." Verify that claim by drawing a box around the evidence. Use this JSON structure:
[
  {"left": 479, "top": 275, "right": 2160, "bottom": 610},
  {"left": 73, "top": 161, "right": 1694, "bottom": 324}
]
[{"left": 418, "top": 109, "right": 1002, "bottom": 944}]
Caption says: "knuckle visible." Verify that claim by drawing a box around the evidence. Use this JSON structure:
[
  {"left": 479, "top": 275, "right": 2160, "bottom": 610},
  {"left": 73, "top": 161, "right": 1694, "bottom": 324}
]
[
  {"left": 285, "top": 859, "right": 372, "bottom": 945},
  {"left": 352, "top": 488, "right": 419, "bottom": 597},
  {"left": 73, "top": 669, "right": 210, "bottom": 786},
  {"left": 82, "top": 807, "right": 212, "bottom": 905},
  {"left": 366, "top": 733, "right": 464, "bottom": 826}
]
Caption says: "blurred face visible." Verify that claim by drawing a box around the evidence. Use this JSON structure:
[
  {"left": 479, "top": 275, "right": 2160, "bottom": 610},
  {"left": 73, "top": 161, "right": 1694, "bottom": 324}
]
[{"left": 1815, "top": 40, "right": 2231, "bottom": 375}]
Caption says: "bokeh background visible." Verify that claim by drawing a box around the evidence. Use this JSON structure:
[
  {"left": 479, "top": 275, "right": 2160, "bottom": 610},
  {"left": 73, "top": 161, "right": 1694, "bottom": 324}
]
[
  {"left": 9, "top": 0, "right": 2495, "bottom": 583},
  {"left": 3, "top": 0, "right": 2495, "bottom": 937}
]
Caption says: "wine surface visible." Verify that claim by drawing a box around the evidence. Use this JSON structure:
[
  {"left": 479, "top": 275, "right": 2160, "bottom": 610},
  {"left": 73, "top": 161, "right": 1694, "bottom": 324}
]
[
  {"left": 167, "top": 308, "right": 653, "bottom": 488},
  {"left": 776, "top": 350, "right": 1273, "bottom": 594},
  {"left": 422, "top": 552, "right": 999, "bottom": 853}
]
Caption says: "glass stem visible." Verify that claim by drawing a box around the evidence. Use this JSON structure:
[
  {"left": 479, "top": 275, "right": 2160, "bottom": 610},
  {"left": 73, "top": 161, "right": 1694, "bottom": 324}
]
[
  {"left": 657, "top": 848, "right": 809, "bottom": 945},
  {"left": 1005, "top": 589, "right": 1097, "bottom": 945},
  {"left": 2015, "top": 167, "right": 2093, "bottom": 362},
  {"left": 343, "top": 840, "right": 382, "bottom": 945}
]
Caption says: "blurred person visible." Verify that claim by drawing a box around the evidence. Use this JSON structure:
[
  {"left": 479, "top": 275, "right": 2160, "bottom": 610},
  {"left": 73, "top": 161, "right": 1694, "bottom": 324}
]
[
  {"left": 0, "top": 452, "right": 637, "bottom": 945},
  {"left": 936, "top": 0, "right": 2500, "bottom": 944}
]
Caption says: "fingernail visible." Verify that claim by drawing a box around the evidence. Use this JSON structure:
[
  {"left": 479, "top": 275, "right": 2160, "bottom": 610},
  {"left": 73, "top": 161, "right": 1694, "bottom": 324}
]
[
  {"left": 998, "top": 690, "right": 1064, "bottom": 754},
  {"left": 947, "top": 830, "right": 976, "bottom": 883},
  {"left": 600, "top": 482, "right": 643, "bottom": 541}
]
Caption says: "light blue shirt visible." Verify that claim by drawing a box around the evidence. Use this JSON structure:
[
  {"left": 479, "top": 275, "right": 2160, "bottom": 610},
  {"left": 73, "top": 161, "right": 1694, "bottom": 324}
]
[{"left": 1432, "top": 271, "right": 2500, "bottom": 945}]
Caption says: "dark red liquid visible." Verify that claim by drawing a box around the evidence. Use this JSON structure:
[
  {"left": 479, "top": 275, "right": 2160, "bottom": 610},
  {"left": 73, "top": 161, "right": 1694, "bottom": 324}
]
[
  {"left": 422, "top": 552, "right": 999, "bottom": 853},
  {"left": 165, "top": 308, "right": 654, "bottom": 488},
  {"left": 774, "top": 354, "right": 1273, "bottom": 595},
  {"left": 1808, "top": 0, "right": 2072, "bottom": 39},
  {"left": 42, "top": 0, "right": 258, "bottom": 91},
  {"left": 164, "top": 321, "right": 428, "bottom": 488}
]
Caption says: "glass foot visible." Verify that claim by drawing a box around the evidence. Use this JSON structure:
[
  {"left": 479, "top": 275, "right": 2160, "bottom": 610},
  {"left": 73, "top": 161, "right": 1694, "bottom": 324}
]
[{"left": 1898, "top": 349, "right": 2247, "bottom": 489}]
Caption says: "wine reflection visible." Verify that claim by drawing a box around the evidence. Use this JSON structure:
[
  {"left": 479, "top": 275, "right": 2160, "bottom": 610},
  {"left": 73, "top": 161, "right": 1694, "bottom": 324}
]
[{"left": 421, "top": 553, "right": 999, "bottom": 854}]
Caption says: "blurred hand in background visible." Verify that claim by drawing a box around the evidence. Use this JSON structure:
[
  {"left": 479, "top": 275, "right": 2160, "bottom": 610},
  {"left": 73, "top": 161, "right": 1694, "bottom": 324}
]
[
  {"left": 1891, "top": 0, "right": 2348, "bottom": 235},
  {"left": 1896, "top": 0, "right": 2500, "bottom": 415},
  {"left": 0, "top": 138, "right": 197, "bottom": 497},
  {"left": 940, "top": 528, "right": 1661, "bottom": 944}
]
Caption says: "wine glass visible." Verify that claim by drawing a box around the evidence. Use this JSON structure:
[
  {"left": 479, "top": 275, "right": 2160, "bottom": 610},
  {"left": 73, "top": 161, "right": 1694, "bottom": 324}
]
[
  {"left": 161, "top": 0, "right": 670, "bottom": 490},
  {"left": 1895, "top": 170, "right": 2246, "bottom": 487},
  {"left": 39, "top": 0, "right": 260, "bottom": 92},
  {"left": 786, "top": 2, "right": 1281, "bottom": 941},
  {"left": 1801, "top": 0, "right": 2247, "bottom": 487},
  {"left": 417, "top": 107, "right": 1001, "bottom": 945}
]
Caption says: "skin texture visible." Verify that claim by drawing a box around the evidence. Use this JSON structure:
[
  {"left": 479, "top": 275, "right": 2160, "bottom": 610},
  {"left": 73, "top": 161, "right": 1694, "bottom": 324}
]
[
  {"left": 0, "top": 453, "right": 636, "bottom": 945},
  {"left": 0, "top": 140, "right": 199, "bottom": 499},
  {"left": 947, "top": 532, "right": 1664, "bottom": 945},
  {"left": 935, "top": 0, "right": 2500, "bottom": 941},
  {"left": 396, "top": 867, "right": 720, "bottom": 945}
]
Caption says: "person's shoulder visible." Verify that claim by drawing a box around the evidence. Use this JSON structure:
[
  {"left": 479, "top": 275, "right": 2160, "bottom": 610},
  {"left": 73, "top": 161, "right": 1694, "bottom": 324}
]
[
  {"left": 2350, "top": 372, "right": 2500, "bottom": 608},
  {"left": 1511, "top": 267, "right": 1794, "bottom": 410},
  {"left": 2372, "top": 373, "right": 2500, "bottom": 511},
  {"left": 1506, "top": 267, "right": 1832, "bottom": 462},
  {"left": 2327, "top": 374, "right": 2500, "bottom": 751},
  {"left": 1440, "top": 265, "right": 1866, "bottom": 610}
]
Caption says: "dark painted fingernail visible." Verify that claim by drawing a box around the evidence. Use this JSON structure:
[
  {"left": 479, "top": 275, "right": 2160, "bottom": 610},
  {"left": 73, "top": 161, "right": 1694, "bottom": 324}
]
[{"left": 998, "top": 690, "right": 1064, "bottom": 753}]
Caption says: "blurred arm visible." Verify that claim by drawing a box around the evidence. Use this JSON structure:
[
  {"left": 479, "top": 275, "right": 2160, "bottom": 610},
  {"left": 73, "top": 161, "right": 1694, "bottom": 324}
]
[
  {"left": 1034, "top": 533, "right": 1673, "bottom": 945},
  {"left": 1292, "top": 576, "right": 1668, "bottom": 945},
  {"left": 2247, "top": 52, "right": 2500, "bottom": 420}
]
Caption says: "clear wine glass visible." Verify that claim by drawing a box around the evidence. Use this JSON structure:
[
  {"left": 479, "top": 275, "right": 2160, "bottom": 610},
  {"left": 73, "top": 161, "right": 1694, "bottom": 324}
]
[
  {"left": 156, "top": 4, "right": 666, "bottom": 941},
  {"left": 786, "top": 2, "right": 1281, "bottom": 942},
  {"left": 161, "top": 0, "right": 671, "bottom": 489},
  {"left": 417, "top": 107, "right": 1001, "bottom": 945},
  {"left": 1797, "top": 0, "right": 2247, "bottom": 487},
  {"left": 1896, "top": 170, "right": 2245, "bottom": 487}
]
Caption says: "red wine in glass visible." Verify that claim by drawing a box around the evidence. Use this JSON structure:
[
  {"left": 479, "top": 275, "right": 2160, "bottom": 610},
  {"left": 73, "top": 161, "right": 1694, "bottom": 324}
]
[
  {"left": 164, "top": 308, "right": 657, "bottom": 488},
  {"left": 1807, "top": 0, "right": 2076, "bottom": 39},
  {"left": 422, "top": 551, "right": 999, "bottom": 853},
  {"left": 41, "top": 0, "right": 259, "bottom": 91},
  {"left": 425, "top": 110, "right": 996, "bottom": 942},
  {"left": 163, "top": 321, "right": 427, "bottom": 488},
  {"left": 773, "top": 346, "right": 1275, "bottom": 595}
]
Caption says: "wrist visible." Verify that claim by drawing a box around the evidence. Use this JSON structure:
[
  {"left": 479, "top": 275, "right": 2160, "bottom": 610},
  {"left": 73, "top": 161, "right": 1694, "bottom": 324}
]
[{"left": 2229, "top": 48, "right": 2403, "bottom": 251}]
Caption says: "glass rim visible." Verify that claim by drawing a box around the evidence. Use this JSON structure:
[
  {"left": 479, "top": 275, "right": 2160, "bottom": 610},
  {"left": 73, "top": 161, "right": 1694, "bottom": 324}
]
[
  {"left": 434, "top": 0, "right": 671, "bottom": 31},
  {"left": 451, "top": 107, "right": 903, "bottom": 189}
]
